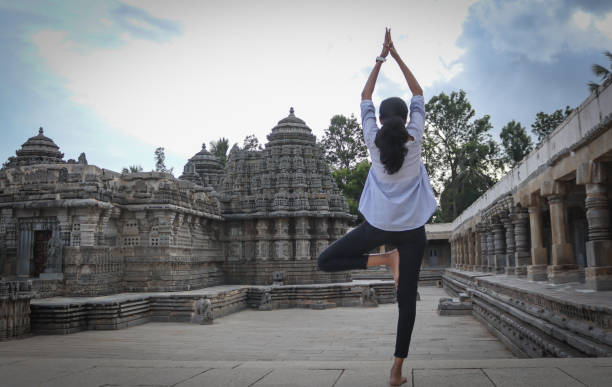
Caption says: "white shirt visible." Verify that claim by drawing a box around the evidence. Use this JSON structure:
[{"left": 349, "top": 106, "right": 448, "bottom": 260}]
[{"left": 358, "top": 95, "right": 438, "bottom": 231}]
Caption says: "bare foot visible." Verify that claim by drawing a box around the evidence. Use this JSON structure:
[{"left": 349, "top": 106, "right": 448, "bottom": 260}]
[
  {"left": 388, "top": 249, "right": 400, "bottom": 289},
  {"left": 389, "top": 364, "right": 407, "bottom": 386}
]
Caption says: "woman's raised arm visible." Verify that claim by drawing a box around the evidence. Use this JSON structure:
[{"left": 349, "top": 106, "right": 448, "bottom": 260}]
[
  {"left": 388, "top": 32, "right": 423, "bottom": 96},
  {"left": 361, "top": 28, "right": 391, "bottom": 101}
]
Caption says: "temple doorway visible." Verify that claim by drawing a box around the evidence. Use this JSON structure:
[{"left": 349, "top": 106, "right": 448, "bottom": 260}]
[{"left": 33, "top": 230, "right": 51, "bottom": 277}]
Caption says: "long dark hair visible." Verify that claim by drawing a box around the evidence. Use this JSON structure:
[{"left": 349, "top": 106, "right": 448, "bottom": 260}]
[{"left": 375, "top": 97, "right": 409, "bottom": 174}]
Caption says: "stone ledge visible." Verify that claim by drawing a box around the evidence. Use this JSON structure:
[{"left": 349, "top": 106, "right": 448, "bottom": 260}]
[
  {"left": 30, "top": 280, "right": 397, "bottom": 335},
  {"left": 442, "top": 269, "right": 612, "bottom": 358}
]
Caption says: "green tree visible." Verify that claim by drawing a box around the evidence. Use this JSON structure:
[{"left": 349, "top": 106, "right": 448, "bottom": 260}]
[
  {"left": 332, "top": 160, "right": 371, "bottom": 223},
  {"left": 424, "top": 90, "right": 502, "bottom": 222},
  {"left": 242, "top": 134, "right": 262, "bottom": 151},
  {"left": 320, "top": 114, "right": 368, "bottom": 170},
  {"left": 499, "top": 120, "right": 533, "bottom": 167},
  {"left": 209, "top": 137, "right": 230, "bottom": 167},
  {"left": 121, "top": 165, "right": 143, "bottom": 174},
  {"left": 588, "top": 50, "right": 612, "bottom": 93},
  {"left": 154, "top": 147, "right": 173, "bottom": 175},
  {"left": 531, "top": 106, "right": 573, "bottom": 143}
]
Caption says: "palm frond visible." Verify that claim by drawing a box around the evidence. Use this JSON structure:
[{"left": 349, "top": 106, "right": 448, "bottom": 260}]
[
  {"left": 588, "top": 81, "right": 600, "bottom": 93},
  {"left": 592, "top": 63, "right": 610, "bottom": 79},
  {"left": 604, "top": 50, "right": 612, "bottom": 66}
]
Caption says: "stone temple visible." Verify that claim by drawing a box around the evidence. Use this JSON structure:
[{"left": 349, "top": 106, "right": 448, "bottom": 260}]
[
  {"left": 0, "top": 109, "right": 355, "bottom": 294},
  {"left": 4, "top": 108, "right": 439, "bottom": 338}
]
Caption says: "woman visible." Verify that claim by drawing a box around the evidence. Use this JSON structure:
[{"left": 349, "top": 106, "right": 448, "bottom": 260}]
[{"left": 317, "top": 28, "right": 437, "bottom": 386}]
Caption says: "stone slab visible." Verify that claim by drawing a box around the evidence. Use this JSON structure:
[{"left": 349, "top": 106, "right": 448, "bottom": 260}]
[
  {"left": 176, "top": 367, "right": 274, "bottom": 387},
  {"left": 483, "top": 367, "right": 584, "bottom": 387},
  {"left": 335, "top": 368, "right": 404, "bottom": 387},
  {"left": 51, "top": 365, "right": 206, "bottom": 387},
  {"left": 560, "top": 366, "right": 612, "bottom": 387},
  {"left": 413, "top": 369, "right": 493, "bottom": 387},
  {"left": 251, "top": 368, "right": 341, "bottom": 387}
]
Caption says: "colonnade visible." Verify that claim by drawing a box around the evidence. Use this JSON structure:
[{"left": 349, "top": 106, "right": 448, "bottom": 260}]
[{"left": 450, "top": 161, "right": 612, "bottom": 291}]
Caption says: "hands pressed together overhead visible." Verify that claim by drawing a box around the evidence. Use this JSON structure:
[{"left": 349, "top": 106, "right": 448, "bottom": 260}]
[
  {"left": 380, "top": 28, "right": 400, "bottom": 61},
  {"left": 361, "top": 27, "right": 423, "bottom": 100}
]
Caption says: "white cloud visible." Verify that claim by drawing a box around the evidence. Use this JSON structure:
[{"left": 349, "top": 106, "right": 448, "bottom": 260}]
[
  {"left": 572, "top": 10, "right": 591, "bottom": 30},
  {"left": 30, "top": 0, "right": 475, "bottom": 161},
  {"left": 595, "top": 12, "right": 612, "bottom": 40},
  {"left": 467, "top": 0, "right": 612, "bottom": 63}
]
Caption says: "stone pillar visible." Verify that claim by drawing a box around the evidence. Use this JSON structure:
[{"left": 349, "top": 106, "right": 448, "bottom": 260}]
[
  {"left": 463, "top": 234, "right": 470, "bottom": 270},
  {"left": 513, "top": 207, "right": 530, "bottom": 277},
  {"left": 97, "top": 208, "right": 112, "bottom": 246},
  {"left": 156, "top": 211, "right": 175, "bottom": 247},
  {"left": 295, "top": 216, "right": 311, "bottom": 260},
  {"left": 501, "top": 215, "right": 516, "bottom": 275},
  {"left": 492, "top": 219, "right": 505, "bottom": 273},
  {"left": 465, "top": 231, "right": 472, "bottom": 271},
  {"left": 255, "top": 218, "right": 270, "bottom": 260},
  {"left": 16, "top": 222, "right": 33, "bottom": 277},
  {"left": 486, "top": 228, "right": 495, "bottom": 271},
  {"left": 450, "top": 237, "right": 455, "bottom": 268},
  {"left": 578, "top": 161, "right": 612, "bottom": 290},
  {"left": 458, "top": 235, "right": 464, "bottom": 269},
  {"left": 314, "top": 218, "right": 329, "bottom": 257},
  {"left": 79, "top": 210, "right": 100, "bottom": 247},
  {"left": 477, "top": 224, "right": 487, "bottom": 272},
  {"left": 544, "top": 182, "right": 579, "bottom": 284},
  {"left": 273, "top": 217, "right": 290, "bottom": 260},
  {"left": 463, "top": 234, "right": 469, "bottom": 269},
  {"left": 227, "top": 221, "right": 243, "bottom": 261},
  {"left": 136, "top": 211, "right": 149, "bottom": 247},
  {"left": 527, "top": 195, "right": 548, "bottom": 281},
  {"left": 455, "top": 235, "right": 461, "bottom": 269},
  {"left": 56, "top": 210, "right": 71, "bottom": 247}
]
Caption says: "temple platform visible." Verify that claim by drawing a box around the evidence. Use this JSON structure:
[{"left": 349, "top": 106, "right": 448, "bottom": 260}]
[
  {"left": 442, "top": 268, "right": 612, "bottom": 358},
  {"left": 29, "top": 280, "right": 396, "bottom": 335}
]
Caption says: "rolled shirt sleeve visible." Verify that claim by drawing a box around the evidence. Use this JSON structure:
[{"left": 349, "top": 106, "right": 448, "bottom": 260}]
[
  {"left": 406, "top": 95, "right": 425, "bottom": 143},
  {"left": 360, "top": 100, "right": 378, "bottom": 149}
]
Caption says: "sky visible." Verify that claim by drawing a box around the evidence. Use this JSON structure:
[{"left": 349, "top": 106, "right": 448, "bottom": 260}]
[{"left": 1, "top": 0, "right": 611, "bottom": 174}]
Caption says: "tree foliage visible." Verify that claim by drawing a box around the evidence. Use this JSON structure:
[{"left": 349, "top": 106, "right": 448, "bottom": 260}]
[
  {"left": 242, "top": 134, "right": 262, "bottom": 151},
  {"left": 499, "top": 120, "right": 533, "bottom": 167},
  {"left": 531, "top": 106, "right": 573, "bottom": 143},
  {"left": 154, "top": 147, "right": 173, "bottom": 175},
  {"left": 588, "top": 50, "right": 612, "bottom": 93},
  {"left": 332, "top": 160, "right": 371, "bottom": 224},
  {"left": 424, "top": 90, "right": 501, "bottom": 222},
  {"left": 320, "top": 114, "right": 368, "bottom": 170},
  {"left": 209, "top": 137, "right": 230, "bottom": 167},
  {"left": 121, "top": 165, "right": 143, "bottom": 174}
]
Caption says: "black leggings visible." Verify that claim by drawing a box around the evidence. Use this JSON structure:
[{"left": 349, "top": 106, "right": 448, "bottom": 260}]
[{"left": 317, "top": 221, "right": 426, "bottom": 358}]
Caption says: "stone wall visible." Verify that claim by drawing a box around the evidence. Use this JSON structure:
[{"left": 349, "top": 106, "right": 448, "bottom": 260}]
[
  {"left": 123, "top": 247, "right": 225, "bottom": 292},
  {"left": 62, "top": 247, "right": 123, "bottom": 296},
  {"left": 0, "top": 280, "right": 33, "bottom": 340}
]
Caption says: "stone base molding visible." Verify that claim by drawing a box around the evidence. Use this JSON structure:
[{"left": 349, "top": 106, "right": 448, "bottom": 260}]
[
  {"left": 527, "top": 264, "right": 548, "bottom": 281},
  {"left": 514, "top": 266, "right": 527, "bottom": 277},
  {"left": 442, "top": 269, "right": 612, "bottom": 358},
  {"left": 547, "top": 264, "right": 581, "bottom": 284},
  {"left": 585, "top": 266, "right": 612, "bottom": 291}
]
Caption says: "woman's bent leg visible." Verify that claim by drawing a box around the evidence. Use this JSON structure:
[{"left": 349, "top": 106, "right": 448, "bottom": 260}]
[
  {"left": 393, "top": 227, "right": 427, "bottom": 358},
  {"left": 317, "top": 222, "right": 386, "bottom": 272}
]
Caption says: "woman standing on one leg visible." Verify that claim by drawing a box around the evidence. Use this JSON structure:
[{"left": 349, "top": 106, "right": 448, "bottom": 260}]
[{"left": 317, "top": 28, "right": 437, "bottom": 386}]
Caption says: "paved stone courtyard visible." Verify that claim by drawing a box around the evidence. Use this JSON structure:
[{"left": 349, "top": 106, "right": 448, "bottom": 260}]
[{"left": 1, "top": 287, "right": 611, "bottom": 386}]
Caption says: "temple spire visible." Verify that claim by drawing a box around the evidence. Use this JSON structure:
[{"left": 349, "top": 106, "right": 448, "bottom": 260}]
[{"left": 39, "top": 127, "right": 43, "bottom": 135}]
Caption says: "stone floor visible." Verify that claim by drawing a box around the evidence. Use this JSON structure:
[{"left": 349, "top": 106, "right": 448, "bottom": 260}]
[{"left": 1, "top": 287, "right": 610, "bottom": 386}]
